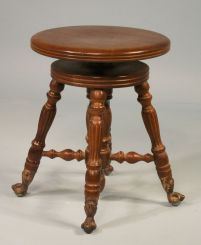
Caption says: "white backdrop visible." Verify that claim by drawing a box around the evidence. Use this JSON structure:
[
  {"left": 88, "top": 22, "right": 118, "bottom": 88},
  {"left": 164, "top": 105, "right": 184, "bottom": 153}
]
[{"left": 0, "top": 1, "right": 201, "bottom": 244}]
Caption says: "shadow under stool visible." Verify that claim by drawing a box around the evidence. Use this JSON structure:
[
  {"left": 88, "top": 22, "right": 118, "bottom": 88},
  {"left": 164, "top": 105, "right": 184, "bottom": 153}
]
[{"left": 12, "top": 26, "right": 185, "bottom": 233}]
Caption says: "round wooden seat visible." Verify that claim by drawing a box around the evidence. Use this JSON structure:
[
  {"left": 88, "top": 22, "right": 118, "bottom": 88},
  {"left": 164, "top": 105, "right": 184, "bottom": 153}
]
[
  {"left": 51, "top": 60, "right": 149, "bottom": 88},
  {"left": 31, "top": 26, "right": 170, "bottom": 62}
]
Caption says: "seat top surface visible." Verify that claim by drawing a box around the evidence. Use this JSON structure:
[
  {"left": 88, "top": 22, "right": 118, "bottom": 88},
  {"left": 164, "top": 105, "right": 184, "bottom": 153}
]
[{"left": 31, "top": 25, "right": 170, "bottom": 62}]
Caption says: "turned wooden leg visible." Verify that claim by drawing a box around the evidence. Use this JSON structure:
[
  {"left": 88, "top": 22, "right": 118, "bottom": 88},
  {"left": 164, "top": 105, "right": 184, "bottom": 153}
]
[
  {"left": 102, "top": 88, "right": 113, "bottom": 176},
  {"left": 81, "top": 89, "right": 107, "bottom": 233},
  {"left": 134, "top": 81, "right": 185, "bottom": 206},
  {"left": 12, "top": 80, "right": 64, "bottom": 197},
  {"left": 99, "top": 88, "right": 113, "bottom": 192},
  {"left": 86, "top": 89, "right": 113, "bottom": 193}
]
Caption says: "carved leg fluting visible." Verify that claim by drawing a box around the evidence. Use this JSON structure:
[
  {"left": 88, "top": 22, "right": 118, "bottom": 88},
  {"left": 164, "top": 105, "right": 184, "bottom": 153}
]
[
  {"left": 86, "top": 88, "right": 113, "bottom": 193},
  {"left": 134, "top": 81, "right": 185, "bottom": 206},
  {"left": 102, "top": 88, "right": 113, "bottom": 176},
  {"left": 12, "top": 80, "right": 64, "bottom": 197},
  {"left": 81, "top": 89, "right": 107, "bottom": 233}
]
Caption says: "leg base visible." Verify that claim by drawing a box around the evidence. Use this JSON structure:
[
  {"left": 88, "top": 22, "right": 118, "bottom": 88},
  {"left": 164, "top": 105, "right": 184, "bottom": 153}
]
[
  {"left": 81, "top": 217, "right": 97, "bottom": 234},
  {"left": 12, "top": 183, "right": 28, "bottom": 197},
  {"left": 104, "top": 164, "right": 113, "bottom": 176},
  {"left": 168, "top": 192, "right": 185, "bottom": 206}
]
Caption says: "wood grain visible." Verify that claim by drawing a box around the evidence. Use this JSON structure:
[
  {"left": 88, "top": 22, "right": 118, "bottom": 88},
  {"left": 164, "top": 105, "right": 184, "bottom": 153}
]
[
  {"left": 12, "top": 25, "right": 184, "bottom": 234},
  {"left": 12, "top": 80, "right": 64, "bottom": 196},
  {"left": 134, "top": 82, "right": 185, "bottom": 206},
  {"left": 111, "top": 151, "right": 153, "bottom": 164},
  {"left": 42, "top": 149, "right": 85, "bottom": 161},
  {"left": 81, "top": 89, "right": 107, "bottom": 233},
  {"left": 31, "top": 26, "right": 170, "bottom": 62},
  {"left": 51, "top": 59, "right": 149, "bottom": 88}
]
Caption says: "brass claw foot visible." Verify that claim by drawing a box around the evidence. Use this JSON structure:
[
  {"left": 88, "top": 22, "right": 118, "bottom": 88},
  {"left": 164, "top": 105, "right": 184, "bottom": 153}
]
[
  {"left": 12, "top": 183, "right": 28, "bottom": 197},
  {"left": 168, "top": 192, "right": 185, "bottom": 206},
  {"left": 81, "top": 217, "right": 97, "bottom": 234},
  {"left": 104, "top": 164, "right": 113, "bottom": 176}
]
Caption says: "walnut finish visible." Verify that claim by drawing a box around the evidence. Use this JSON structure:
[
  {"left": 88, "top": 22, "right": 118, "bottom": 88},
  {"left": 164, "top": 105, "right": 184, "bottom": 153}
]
[
  {"left": 51, "top": 59, "right": 149, "bottom": 88},
  {"left": 42, "top": 149, "right": 85, "bottom": 161},
  {"left": 31, "top": 26, "right": 170, "bottom": 62},
  {"left": 101, "top": 89, "right": 113, "bottom": 176},
  {"left": 81, "top": 89, "right": 107, "bottom": 233},
  {"left": 111, "top": 151, "right": 153, "bottom": 164},
  {"left": 86, "top": 88, "right": 113, "bottom": 176},
  {"left": 12, "top": 80, "right": 64, "bottom": 196},
  {"left": 12, "top": 25, "right": 184, "bottom": 234},
  {"left": 134, "top": 82, "right": 185, "bottom": 206}
]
